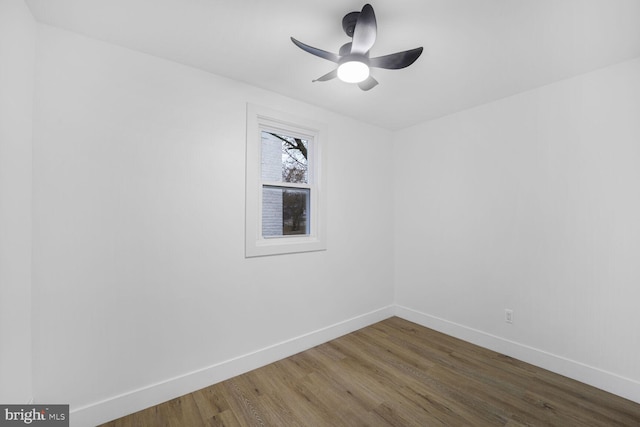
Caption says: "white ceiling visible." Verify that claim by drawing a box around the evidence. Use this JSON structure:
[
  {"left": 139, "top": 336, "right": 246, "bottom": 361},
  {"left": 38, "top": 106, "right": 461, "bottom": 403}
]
[{"left": 25, "top": 0, "right": 640, "bottom": 130}]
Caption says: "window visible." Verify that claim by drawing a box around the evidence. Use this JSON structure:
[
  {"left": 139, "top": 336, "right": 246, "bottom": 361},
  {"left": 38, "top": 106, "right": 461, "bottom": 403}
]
[{"left": 245, "top": 104, "right": 327, "bottom": 257}]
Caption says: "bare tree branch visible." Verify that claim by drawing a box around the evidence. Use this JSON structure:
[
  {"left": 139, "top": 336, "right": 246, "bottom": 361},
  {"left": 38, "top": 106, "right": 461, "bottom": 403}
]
[{"left": 267, "top": 132, "right": 307, "bottom": 159}]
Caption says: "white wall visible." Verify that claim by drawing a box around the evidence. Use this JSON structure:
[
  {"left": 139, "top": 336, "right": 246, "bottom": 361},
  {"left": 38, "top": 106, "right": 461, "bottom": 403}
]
[
  {"left": 394, "top": 57, "right": 640, "bottom": 403},
  {"left": 0, "top": 0, "right": 36, "bottom": 404},
  {"left": 31, "top": 25, "right": 394, "bottom": 425}
]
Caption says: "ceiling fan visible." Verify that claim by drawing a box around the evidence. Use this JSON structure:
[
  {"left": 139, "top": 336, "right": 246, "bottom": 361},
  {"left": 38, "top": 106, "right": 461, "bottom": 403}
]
[{"left": 291, "top": 4, "right": 423, "bottom": 91}]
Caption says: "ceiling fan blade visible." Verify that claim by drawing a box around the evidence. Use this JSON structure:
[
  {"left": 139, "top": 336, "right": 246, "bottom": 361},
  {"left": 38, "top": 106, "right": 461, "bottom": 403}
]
[
  {"left": 358, "top": 76, "right": 378, "bottom": 91},
  {"left": 351, "top": 4, "right": 377, "bottom": 55},
  {"left": 291, "top": 37, "right": 340, "bottom": 63},
  {"left": 313, "top": 69, "right": 338, "bottom": 82},
  {"left": 369, "top": 47, "right": 423, "bottom": 69}
]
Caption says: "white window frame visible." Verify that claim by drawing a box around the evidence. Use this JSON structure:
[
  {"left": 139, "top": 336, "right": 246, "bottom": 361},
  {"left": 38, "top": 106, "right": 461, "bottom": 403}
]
[{"left": 245, "top": 103, "right": 327, "bottom": 257}]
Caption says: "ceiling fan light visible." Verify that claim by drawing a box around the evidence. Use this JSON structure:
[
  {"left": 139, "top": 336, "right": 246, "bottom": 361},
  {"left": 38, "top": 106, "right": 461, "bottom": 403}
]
[{"left": 337, "top": 60, "right": 370, "bottom": 83}]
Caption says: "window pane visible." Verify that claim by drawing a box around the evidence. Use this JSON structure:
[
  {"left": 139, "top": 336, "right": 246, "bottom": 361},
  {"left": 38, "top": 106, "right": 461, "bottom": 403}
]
[
  {"left": 261, "top": 131, "right": 308, "bottom": 184},
  {"left": 262, "top": 187, "right": 310, "bottom": 237}
]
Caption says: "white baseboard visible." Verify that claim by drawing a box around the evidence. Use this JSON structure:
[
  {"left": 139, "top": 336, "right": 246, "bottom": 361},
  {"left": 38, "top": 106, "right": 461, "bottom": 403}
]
[
  {"left": 69, "top": 303, "right": 640, "bottom": 426},
  {"left": 394, "top": 305, "right": 640, "bottom": 405},
  {"left": 70, "top": 305, "right": 395, "bottom": 427}
]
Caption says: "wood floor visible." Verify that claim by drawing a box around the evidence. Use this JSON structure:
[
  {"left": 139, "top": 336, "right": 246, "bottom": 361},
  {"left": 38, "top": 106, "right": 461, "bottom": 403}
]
[{"left": 100, "top": 317, "right": 640, "bottom": 426}]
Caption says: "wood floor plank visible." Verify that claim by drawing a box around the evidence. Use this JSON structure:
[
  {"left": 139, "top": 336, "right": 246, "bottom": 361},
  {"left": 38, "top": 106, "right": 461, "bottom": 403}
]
[{"left": 99, "top": 317, "right": 640, "bottom": 426}]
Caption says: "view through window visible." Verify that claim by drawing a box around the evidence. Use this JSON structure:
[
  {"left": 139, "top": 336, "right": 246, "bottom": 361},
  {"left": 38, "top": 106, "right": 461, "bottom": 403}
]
[{"left": 261, "top": 131, "right": 310, "bottom": 237}]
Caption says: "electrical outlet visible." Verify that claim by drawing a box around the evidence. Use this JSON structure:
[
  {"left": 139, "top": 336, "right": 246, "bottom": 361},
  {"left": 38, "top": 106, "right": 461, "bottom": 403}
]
[{"left": 505, "top": 309, "right": 513, "bottom": 324}]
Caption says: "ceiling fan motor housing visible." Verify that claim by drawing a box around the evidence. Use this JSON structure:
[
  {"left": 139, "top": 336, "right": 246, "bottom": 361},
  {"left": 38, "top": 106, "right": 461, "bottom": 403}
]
[
  {"left": 342, "top": 11, "right": 360, "bottom": 37},
  {"left": 339, "top": 53, "right": 369, "bottom": 67}
]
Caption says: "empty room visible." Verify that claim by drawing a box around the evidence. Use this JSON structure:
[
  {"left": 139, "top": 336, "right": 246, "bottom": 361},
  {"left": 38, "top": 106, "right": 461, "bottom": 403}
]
[{"left": 1, "top": 0, "right": 640, "bottom": 425}]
